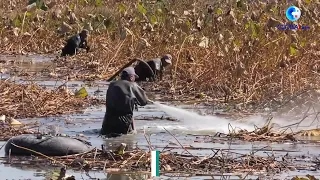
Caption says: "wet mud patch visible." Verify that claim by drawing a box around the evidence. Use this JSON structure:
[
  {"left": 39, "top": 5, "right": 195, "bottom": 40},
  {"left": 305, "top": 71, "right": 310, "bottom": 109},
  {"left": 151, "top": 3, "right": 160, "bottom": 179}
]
[
  {"left": 0, "top": 54, "right": 55, "bottom": 63},
  {"left": 0, "top": 54, "right": 57, "bottom": 79}
]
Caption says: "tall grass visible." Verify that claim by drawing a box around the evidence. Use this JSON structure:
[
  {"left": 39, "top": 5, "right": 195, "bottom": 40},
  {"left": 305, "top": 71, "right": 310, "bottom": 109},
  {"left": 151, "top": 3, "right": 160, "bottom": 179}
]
[{"left": 0, "top": 0, "right": 319, "bottom": 108}]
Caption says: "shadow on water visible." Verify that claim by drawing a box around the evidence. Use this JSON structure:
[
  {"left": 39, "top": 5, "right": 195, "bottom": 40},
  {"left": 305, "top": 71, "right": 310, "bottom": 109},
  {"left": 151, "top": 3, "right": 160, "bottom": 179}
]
[{"left": 0, "top": 163, "right": 151, "bottom": 180}]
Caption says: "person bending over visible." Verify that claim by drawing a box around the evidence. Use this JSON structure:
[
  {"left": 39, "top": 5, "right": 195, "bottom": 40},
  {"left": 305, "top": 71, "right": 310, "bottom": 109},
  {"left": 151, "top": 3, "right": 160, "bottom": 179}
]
[
  {"left": 61, "top": 29, "right": 90, "bottom": 57},
  {"left": 101, "top": 67, "right": 149, "bottom": 137},
  {"left": 134, "top": 54, "right": 172, "bottom": 82}
]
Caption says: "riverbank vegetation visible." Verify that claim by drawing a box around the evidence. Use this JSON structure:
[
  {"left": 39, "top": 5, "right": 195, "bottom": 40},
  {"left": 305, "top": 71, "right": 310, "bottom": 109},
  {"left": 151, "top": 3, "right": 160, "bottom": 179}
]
[
  {"left": 0, "top": 80, "right": 103, "bottom": 118},
  {"left": 0, "top": 0, "right": 319, "bottom": 111}
]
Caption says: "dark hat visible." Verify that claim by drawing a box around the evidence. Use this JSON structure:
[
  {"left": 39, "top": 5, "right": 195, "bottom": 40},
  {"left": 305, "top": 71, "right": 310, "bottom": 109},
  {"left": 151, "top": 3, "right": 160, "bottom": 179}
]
[
  {"left": 81, "top": 29, "right": 89, "bottom": 35},
  {"left": 122, "top": 67, "right": 139, "bottom": 78},
  {"left": 162, "top": 54, "right": 172, "bottom": 64}
]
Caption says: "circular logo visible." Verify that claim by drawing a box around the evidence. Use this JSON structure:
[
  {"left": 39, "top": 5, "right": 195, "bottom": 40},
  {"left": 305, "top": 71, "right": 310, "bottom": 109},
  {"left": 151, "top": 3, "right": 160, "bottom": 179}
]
[{"left": 286, "top": 6, "right": 301, "bottom": 21}]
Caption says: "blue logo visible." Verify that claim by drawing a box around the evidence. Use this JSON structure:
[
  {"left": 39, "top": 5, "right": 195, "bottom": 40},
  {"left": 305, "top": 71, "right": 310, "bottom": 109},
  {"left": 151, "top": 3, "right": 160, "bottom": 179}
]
[
  {"left": 276, "top": 6, "right": 310, "bottom": 31},
  {"left": 286, "top": 6, "right": 301, "bottom": 21}
]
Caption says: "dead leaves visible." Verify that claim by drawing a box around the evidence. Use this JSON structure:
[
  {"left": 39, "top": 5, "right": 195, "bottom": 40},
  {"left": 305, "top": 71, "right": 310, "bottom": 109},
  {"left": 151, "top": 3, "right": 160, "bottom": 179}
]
[
  {"left": 57, "top": 22, "right": 72, "bottom": 34},
  {"left": 0, "top": 0, "right": 319, "bottom": 114},
  {"left": 0, "top": 123, "right": 37, "bottom": 141},
  {"left": 292, "top": 175, "right": 318, "bottom": 180},
  {"left": 228, "top": 118, "right": 297, "bottom": 142},
  {"left": 0, "top": 80, "right": 101, "bottom": 119},
  {"left": 231, "top": 130, "right": 296, "bottom": 142},
  {"left": 298, "top": 129, "right": 320, "bottom": 137}
]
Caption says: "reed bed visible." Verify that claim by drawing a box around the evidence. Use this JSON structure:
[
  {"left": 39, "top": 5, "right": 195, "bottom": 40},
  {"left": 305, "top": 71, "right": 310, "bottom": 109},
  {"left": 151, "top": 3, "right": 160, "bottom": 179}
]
[
  {"left": 0, "top": 80, "right": 103, "bottom": 118},
  {"left": 0, "top": 0, "right": 319, "bottom": 111}
]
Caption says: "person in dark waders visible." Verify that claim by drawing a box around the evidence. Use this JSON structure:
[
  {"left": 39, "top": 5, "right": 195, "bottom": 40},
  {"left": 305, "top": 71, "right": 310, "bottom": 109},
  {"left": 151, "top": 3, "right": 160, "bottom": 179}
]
[
  {"left": 101, "top": 67, "right": 150, "bottom": 137},
  {"left": 134, "top": 54, "right": 172, "bottom": 82},
  {"left": 61, "top": 29, "right": 90, "bottom": 57}
]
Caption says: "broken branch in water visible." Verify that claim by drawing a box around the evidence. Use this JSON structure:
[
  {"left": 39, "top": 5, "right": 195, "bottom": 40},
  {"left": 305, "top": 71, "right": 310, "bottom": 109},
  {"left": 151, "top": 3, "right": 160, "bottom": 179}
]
[
  {"left": 10, "top": 142, "right": 66, "bottom": 167},
  {"left": 143, "top": 127, "right": 153, "bottom": 152},
  {"left": 163, "top": 127, "right": 198, "bottom": 160},
  {"left": 134, "top": 115, "right": 178, "bottom": 121}
]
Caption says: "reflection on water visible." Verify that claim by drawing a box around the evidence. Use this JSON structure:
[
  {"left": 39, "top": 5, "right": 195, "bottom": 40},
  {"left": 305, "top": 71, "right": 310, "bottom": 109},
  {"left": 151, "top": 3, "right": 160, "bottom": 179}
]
[
  {"left": 0, "top": 54, "right": 56, "bottom": 80},
  {"left": 0, "top": 163, "right": 147, "bottom": 180},
  {"left": 103, "top": 134, "right": 137, "bottom": 152},
  {"left": 0, "top": 54, "right": 55, "bottom": 63}
]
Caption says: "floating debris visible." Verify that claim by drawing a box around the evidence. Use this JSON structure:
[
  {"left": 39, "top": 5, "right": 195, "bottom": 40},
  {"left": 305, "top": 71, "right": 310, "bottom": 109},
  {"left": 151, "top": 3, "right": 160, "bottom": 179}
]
[{"left": 0, "top": 80, "right": 103, "bottom": 119}]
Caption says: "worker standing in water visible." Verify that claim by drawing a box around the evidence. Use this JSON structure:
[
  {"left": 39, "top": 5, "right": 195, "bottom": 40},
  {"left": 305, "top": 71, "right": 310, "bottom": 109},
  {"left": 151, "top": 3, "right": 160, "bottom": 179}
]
[
  {"left": 101, "top": 67, "right": 150, "bottom": 137},
  {"left": 134, "top": 54, "right": 173, "bottom": 82},
  {"left": 61, "top": 29, "right": 90, "bottom": 57}
]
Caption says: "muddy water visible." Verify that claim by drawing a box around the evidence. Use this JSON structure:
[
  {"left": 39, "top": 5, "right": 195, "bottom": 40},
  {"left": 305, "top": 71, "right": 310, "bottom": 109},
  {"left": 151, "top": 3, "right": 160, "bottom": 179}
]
[
  {"left": 1, "top": 55, "right": 320, "bottom": 179},
  {"left": 0, "top": 54, "right": 56, "bottom": 80},
  {"left": 1, "top": 81, "right": 320, "bottom": 179}
]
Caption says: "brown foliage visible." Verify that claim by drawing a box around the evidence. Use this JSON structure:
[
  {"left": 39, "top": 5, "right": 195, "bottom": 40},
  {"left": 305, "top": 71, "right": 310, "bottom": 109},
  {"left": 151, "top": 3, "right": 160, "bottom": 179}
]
[
  {"left": 0, "top": 80, "right": 101, "bottom": 118},
  {"left": 0, "top": 0, "right": 319, "bottom": 109}
]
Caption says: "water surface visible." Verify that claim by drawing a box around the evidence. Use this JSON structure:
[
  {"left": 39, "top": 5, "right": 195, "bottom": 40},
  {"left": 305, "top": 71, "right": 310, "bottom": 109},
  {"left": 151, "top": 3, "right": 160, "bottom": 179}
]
[{"left": 1, "top": 55, "right": 320, "bottom": 179}]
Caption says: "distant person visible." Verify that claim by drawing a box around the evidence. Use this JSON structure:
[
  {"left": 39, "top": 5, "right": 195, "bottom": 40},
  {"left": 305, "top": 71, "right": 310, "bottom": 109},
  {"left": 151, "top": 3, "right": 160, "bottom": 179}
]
[
  {"left": 61, "top": 29, "right": 90, "bottom": 57},
  {"left": 134, "top": 54, "right": 172, "bottom": 82},
  {"left": 101, "top": 67, "right": 150, "bottom": 137}
]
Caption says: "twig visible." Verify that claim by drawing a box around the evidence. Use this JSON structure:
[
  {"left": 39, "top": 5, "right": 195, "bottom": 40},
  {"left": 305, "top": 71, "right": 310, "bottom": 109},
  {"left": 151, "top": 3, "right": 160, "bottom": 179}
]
[
  {"left": 93, "top": 148, "right": 98, "bottom": 164},
  {"left": 143, "top": 127, "right": 153, "bottom": 152},
  {"left": 59, "top": 148, "right": 96, "bottom": 158},
  {"left": 135, "top": 153, "right": 145, "bottom": 166},
  {"left": 163, "top": 127, "right": 198, "bottom": 160},
  {"left": 0, "top": 142, "right": 7, "bottom": 151},
  {"left": 10, "top": 143, "right": 66, "bottom": 166},
  {"left": 279, "top": 105, "right": 312, "bottom": 129}
]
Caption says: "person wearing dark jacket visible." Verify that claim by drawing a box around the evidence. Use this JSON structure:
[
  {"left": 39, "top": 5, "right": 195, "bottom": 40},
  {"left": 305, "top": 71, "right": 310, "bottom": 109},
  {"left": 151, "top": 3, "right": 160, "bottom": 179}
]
[
  {"left": 134, "top": 54, "right": 172, "bottom": 82},
  {"left": 61, "top": 29, "right": 90, "bottom": 57},
  {"left": 101, "top": 67, "right": 149, "bottom": 136}
]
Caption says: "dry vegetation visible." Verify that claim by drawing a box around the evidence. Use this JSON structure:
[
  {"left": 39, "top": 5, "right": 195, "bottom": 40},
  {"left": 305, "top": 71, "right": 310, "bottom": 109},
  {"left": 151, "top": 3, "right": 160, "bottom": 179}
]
[
  {"left": 0, "top": 80, "right": 103, "bottom": 119},
  {"left": 0, "top": 0, "right": 319, "bottom": 110},
  {"left": 3, "top": 135, "right": 319, "bottom": 179},
  {"left": 0, "top": 123, "right": 37, "bottom": 141}
]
